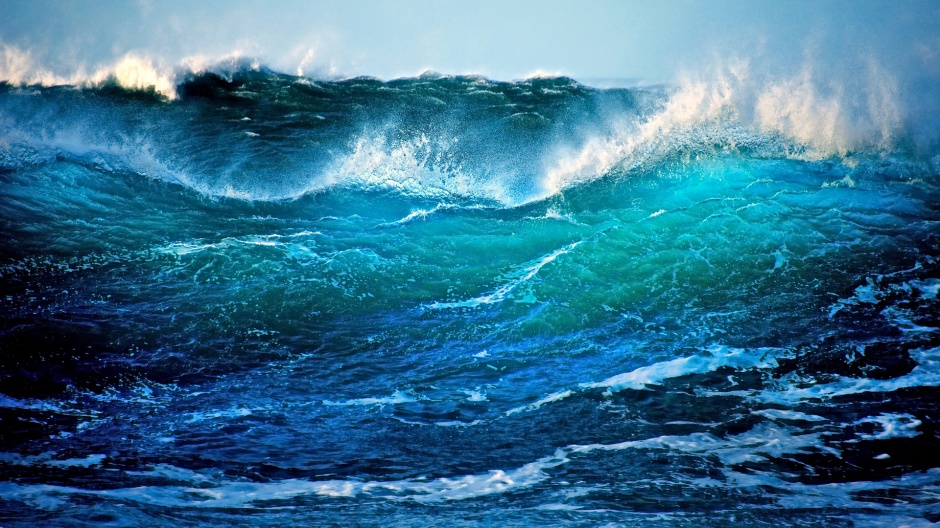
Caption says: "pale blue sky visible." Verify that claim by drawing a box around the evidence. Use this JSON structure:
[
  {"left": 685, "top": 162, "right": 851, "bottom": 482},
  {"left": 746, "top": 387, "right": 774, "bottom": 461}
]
[{"left": 1, "top": 0, "right": 938, "bottom": 82}]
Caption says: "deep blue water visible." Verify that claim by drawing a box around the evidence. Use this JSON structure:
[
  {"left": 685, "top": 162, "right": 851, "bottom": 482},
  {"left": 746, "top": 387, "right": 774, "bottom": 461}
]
[{"left": 1, "top": 70, "right": 939, "bottom": 527}]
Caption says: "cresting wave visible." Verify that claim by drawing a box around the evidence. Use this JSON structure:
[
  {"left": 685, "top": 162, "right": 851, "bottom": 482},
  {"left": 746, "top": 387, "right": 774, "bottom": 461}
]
[
  {"left": 2, "top": 49, "right": 935, "bottom": 208},
  {"left": 542, "top": 58, "right": 909, "bottom": 193},
  {"left": 0, "top": 45, "right": 261, "bottom": 99}
]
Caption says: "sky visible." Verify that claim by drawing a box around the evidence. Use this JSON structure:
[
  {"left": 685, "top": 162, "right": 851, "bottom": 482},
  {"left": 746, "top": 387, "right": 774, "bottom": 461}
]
[{"left": 0, "top": 0, "right": 939, "bottom": 83}]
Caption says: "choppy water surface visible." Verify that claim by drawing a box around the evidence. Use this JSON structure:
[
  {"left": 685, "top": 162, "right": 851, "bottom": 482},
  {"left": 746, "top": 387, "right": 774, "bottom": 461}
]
[{"left": 1, "top": 70, "right": 939, "bottom": 527}]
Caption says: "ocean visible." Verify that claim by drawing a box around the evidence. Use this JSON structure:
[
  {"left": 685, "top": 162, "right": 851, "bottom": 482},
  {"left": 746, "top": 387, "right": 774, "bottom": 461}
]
[{"left": 1, "top": 66, "right": 938, "bottom": 526}]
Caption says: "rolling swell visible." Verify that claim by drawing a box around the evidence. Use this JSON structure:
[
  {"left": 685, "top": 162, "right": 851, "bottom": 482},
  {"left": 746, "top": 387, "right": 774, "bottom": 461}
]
[
  {"left": 1, "top": 69, "right": 655, "bottom": 204},
  {"left": 1, "top": 68, "right": 940, "bottom": 527}
]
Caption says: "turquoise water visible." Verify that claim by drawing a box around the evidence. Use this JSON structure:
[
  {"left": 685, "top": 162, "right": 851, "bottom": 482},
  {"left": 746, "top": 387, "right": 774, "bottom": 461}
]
[{"left": 1, "top": 71, "right": 939, "bottom": 526}]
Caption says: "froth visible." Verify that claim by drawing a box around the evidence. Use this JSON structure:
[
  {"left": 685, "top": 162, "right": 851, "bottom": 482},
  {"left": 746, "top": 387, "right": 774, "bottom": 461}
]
[
  {"left": 0, "top": 45, "right": 70, "bottom": 87},
  {"left": 542, "top": 73, "right": 742, "bottom": 194},
  {"left": 542, "top": 56, "right": 908, "bottom": 194},
  {"left": 325, "top": 134, "right": 509, "bottom": 202},
  {"left": 0, "top": 44, "right": 263, "bottom": 99},
  {"left": 93, "top": 55, "right": 177, "bottom": 99}
]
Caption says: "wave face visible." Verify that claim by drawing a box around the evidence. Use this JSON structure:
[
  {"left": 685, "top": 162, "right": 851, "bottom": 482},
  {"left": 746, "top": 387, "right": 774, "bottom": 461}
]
[{"left": 2, "top": 70, "right": 940, "bottom": 527}]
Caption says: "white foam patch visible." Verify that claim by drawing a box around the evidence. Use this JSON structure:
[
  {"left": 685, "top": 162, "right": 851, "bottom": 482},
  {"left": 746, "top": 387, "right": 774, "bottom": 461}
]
[
  {"left": 321, "top": 134, "right": 510, "bottom": 202},
  {"left": 504, "top": 346, "right": 783, "bottom": 416},
  {"left": 157, "top": 242, "right": 220, "bottom": 257},
  {"left": 829, "top": 273, "right": 939, "bottom": 319},
  {"left": 0, "top": 394, "right": 76, "bottom": 414},
  {"left": 855, "top": 413, "right": 922, "bottom": 441},
  {"left": 463, "top": 389, "right": 487, "bottom": 402},
  {"left": 751, "top": 409, "right": 828, "bottom": 422},
  {"left": 91, "top": 55, "right": 177, "bottom": 99},
  {"left": 771, "top": 248, "right": 790, "bottom": 271},
  {"left": 46, "top": 454, "right": 107, "bottom": 468},
  {"left": 580, "top": 346, "right": 778, "bottom": 394},
  {"left": 756, "top": 346, "right": 940, "bottom": 403},
  {"left": 154, "top": 232, "right": 323, "bottom": 259},
  {"left": 3, "top": 424, "right": 823, "bottom": 509},
  {"left": 323, "top": 390, "right": 418, "bottom": 407},
  {"left": 428, "top": 240, "right": 582, "bottom": 309},
  {"left": 911, "top": 279, "right": 940, "bottom": 301},
  {"left": 727, "top": 467, "right": 940, "bottom": 515},
  {"left": 433, "top": 419, "right": 484, "bottom": 428},
  {"left": 0, "top": 452, "right": 107, "bottom": 468},
  {"left": 186, "top": 407, "right": 254, "bottom": 423},
  {"left": 505, "top": 390, "right": 574, "bottom": 416},
  {"left": 0, "top": 450, "right": 570, "bottom": 508},
  {"left": 374, "top": 203, "right": 490, "bottom": 228},
  {"left": 2, "top": 422, "right": 934, "bottom": 514},
  {"left": 0, "top": 46, "right": 178, "bottom": 97},
  {"left": 0, "top": 45, "right": 263, "bottom": 99},
  {"left": 378, "top": 208, "right": 436, "bottom": 227},
  {"left": 571, "top": 422, "right": 840, "bottom": 466}
]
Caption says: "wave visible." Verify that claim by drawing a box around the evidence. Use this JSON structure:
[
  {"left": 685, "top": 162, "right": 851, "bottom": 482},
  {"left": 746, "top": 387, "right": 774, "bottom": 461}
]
[
  {"left": 2, "top": 49, "right": 938, "bottom": 210},
  {"left": 4, "top": 418, "right": 937, "bottom": 510},
  {"left": 0, "top": 449, "right": 571, "bottom": 506},
  {"left": 542, "top": 58, "right": 916, "bottom": 193},
  {"left": 0, "top": 45, "right": 265, "bottom": 99}
]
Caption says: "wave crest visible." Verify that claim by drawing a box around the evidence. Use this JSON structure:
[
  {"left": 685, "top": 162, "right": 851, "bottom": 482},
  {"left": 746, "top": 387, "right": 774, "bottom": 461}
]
[
  {"left": 0, "top": 45, "right": 268, "bottom": 99},
  {"left": 543, "top": 57, "right": 907, "bottom": 194},
  {"left": 0, "top": 53, "right": 931, "bottom": 207}
]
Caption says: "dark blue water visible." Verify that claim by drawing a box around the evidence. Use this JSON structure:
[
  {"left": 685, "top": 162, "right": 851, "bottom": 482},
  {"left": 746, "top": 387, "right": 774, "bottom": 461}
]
[{"left": 1, "top": 70, "right": 939, "bottom": 527}]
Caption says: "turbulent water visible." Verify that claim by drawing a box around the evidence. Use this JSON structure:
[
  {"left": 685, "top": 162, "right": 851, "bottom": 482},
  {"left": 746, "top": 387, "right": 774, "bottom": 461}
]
[{"left": 1, "top": 68, "right": 939, "bottom": 527}]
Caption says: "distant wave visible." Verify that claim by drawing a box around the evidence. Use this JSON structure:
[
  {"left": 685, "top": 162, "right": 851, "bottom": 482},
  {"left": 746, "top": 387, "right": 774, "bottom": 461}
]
[{"left": 0, "top": 45, "right": 267, "bottom": 99}]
